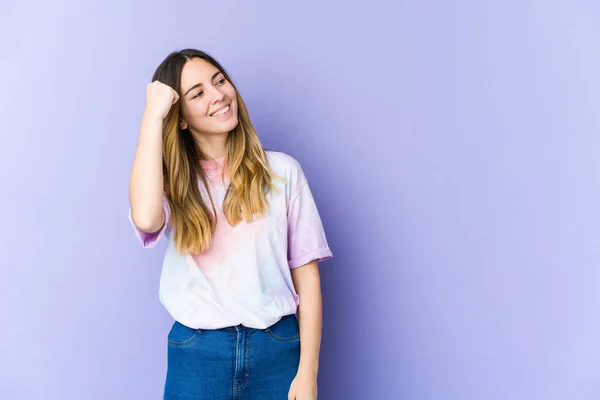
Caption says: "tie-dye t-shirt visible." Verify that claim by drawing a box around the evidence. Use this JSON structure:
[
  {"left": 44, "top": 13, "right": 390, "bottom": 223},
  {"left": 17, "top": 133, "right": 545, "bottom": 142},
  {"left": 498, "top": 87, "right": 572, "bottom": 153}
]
[{"left": 128, "top": 151, "right": 333, "bottom": 329}]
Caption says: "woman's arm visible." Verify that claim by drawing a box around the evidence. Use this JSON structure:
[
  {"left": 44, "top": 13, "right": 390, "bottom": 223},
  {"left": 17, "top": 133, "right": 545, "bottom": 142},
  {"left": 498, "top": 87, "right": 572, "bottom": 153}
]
[
  {"left": 291, "top": 259, "right": 323, "bottom": 378},
  {"left": 129, "top": 82, "right": 177, "bottom": 233},
  {"left": 129, "top": 111, "right": 166, "bottom": 233}
]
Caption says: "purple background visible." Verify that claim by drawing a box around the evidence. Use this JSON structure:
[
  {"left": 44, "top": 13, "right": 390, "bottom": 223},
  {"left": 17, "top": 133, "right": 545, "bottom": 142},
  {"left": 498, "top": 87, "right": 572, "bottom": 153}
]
[{"left": 2, "top": 1, "right": 600, "bottom": 399}]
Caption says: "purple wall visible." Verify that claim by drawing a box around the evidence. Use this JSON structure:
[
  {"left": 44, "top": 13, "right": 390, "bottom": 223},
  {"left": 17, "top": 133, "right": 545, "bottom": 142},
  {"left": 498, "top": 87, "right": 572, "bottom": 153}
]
[{"left": 2, "top": 1, "right": 599, "bottom": 399}]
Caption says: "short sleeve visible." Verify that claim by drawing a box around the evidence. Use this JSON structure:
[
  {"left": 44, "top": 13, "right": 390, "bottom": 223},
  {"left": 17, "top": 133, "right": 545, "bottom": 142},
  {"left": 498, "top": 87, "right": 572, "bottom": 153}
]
[
  {"left": 128, "top": 195, "right": 171, "bottom": 248},
  {"left": 287, "top": 180, "right": 333, "bottom": 269}
]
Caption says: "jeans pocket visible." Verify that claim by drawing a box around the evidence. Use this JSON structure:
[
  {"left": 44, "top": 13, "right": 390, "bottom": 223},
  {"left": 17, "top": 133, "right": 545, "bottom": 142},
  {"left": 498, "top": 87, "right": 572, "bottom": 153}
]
[
  {"left": 167, "top": 321, "right": 203, "bottom": 346},
  {"left": 265, "top": 315, "right": 300, "bottom": 342}
]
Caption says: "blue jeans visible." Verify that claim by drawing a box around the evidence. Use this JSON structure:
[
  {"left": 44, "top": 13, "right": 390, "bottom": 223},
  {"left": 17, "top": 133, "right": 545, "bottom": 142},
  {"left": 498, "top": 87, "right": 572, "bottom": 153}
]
[{"left": 163, "top": 314, "right": 301, "bottom": 399}]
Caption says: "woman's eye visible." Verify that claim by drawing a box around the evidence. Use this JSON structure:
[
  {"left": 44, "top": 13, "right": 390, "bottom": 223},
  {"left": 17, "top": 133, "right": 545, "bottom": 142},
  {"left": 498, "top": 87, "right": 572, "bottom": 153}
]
[
  {"left": 216, "top": 78, "right": 225, "bottom": 85},
  {"left": 193, "top": 91, "right": 203, "bottom": 99}
]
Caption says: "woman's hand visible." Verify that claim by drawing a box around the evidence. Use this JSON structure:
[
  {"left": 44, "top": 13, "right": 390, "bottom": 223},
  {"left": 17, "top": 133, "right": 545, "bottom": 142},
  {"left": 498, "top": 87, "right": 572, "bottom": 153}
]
[
  {"left": 288, "top": 371, "right": 318, "bottom": 400},
  {"left": 144, "top": 80, "right": 179, "bottom": 120}
]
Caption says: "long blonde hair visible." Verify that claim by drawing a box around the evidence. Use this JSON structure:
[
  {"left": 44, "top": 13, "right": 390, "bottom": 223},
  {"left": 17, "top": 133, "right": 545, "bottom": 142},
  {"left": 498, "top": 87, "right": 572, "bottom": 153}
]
[{"left": 152, "top": 49, "right": 284, "bottom": 255}]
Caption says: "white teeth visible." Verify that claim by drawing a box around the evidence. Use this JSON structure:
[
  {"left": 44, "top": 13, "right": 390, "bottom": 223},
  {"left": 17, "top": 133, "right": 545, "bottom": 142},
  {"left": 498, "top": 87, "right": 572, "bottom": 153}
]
[{"left": 211, "top": 105, "right": 230, "bottom": 116}]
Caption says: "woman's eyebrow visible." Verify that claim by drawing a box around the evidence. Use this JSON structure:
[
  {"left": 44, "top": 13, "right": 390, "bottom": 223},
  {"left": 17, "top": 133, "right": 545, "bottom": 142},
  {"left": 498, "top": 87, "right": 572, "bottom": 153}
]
[{"left": 184, "top": 71, "right": 222, "bottom": 96}]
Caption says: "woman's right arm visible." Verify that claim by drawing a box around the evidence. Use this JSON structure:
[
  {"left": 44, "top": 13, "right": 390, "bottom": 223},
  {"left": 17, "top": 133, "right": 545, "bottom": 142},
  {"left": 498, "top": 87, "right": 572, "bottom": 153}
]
[{"left": 129, "top": 81, "right": 179, "bottom": 233}]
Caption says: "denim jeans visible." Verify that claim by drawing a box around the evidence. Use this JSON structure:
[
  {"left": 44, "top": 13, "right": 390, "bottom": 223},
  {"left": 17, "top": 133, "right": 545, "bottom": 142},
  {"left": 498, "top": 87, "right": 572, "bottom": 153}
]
[{"left": 163, "top": 314, "right": 301, "bottom": 399}]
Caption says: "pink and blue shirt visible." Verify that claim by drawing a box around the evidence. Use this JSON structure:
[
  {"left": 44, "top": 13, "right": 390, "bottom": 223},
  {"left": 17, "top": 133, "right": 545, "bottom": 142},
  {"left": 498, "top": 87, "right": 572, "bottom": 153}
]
[{"left": 129, "top": 151, "right": 333, "bottom": 329}]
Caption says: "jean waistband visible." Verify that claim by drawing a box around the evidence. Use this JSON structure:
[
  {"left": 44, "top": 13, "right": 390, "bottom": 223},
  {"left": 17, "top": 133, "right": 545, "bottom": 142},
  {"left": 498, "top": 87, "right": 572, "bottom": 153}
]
[{"left": 222, "top": 314, "right": 296, "bottom": 332}]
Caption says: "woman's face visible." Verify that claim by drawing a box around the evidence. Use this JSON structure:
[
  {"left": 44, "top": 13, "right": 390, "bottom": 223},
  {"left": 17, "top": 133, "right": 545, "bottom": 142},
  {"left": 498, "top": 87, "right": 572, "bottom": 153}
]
[{"left": 178, "top": 57, "right": 239, "bottom": 136}]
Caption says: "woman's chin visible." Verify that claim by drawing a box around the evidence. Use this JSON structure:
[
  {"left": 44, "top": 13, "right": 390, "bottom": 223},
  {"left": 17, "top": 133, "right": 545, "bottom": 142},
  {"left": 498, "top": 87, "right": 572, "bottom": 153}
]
[{"left": 221, "top": 117, "right": 239, "bottom": 132}]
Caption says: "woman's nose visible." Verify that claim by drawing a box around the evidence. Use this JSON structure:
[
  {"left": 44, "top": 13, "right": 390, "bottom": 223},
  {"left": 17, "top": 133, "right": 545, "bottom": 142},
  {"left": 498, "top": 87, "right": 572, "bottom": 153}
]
[{"left": 210, "top": 87, "right": 225, "bottom": 103}]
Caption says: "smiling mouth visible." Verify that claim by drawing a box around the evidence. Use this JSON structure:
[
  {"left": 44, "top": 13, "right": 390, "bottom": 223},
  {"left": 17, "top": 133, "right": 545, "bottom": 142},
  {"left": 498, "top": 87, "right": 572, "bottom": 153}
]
[{"left": 210, "top": 105, "right": 230, "bottom": 117}]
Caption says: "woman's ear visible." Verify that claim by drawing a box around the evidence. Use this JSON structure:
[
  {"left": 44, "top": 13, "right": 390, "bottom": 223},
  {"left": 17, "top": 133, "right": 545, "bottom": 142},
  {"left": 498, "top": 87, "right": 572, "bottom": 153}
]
[{"left": 179, "top": 120, "right": 188, "bottom": 130}]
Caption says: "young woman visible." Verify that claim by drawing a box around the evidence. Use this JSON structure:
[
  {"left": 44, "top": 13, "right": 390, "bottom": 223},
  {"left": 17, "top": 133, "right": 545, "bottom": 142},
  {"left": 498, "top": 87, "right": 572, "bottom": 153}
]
[{"left": 128, "top": 49, "right": 333, "bottom": 400}]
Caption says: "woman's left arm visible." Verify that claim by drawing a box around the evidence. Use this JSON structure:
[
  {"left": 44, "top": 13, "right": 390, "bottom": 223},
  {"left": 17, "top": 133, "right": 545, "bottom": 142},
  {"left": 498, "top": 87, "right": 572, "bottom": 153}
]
[{"left": 288, "top": 259, "right": 322, "bottom": 400}]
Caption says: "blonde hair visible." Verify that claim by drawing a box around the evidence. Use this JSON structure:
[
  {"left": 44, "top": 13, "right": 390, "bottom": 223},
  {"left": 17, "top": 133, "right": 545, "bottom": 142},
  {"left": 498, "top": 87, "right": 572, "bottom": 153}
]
[{"left": 153, "top": 49, "right": 284, "bottom": 255}]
